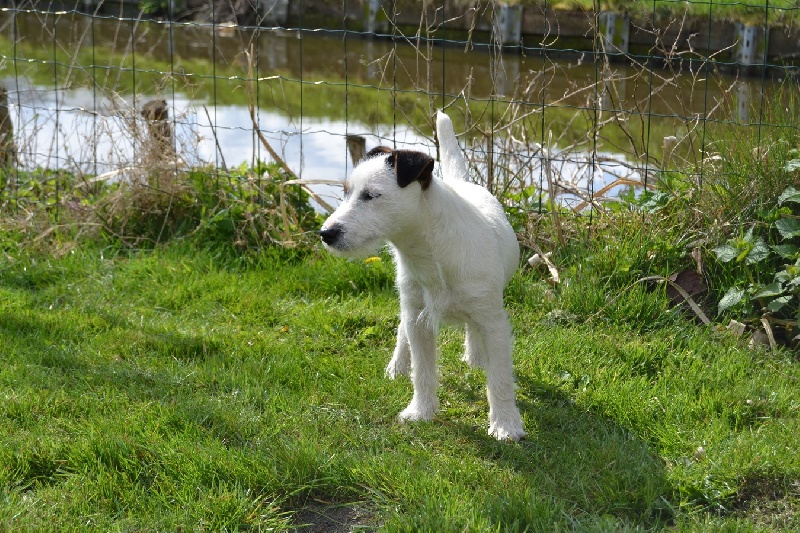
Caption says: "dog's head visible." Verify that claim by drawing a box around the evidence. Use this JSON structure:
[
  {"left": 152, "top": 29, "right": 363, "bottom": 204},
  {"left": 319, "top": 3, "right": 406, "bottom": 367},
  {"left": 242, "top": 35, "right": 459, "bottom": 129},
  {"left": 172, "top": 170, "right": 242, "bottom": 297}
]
[{"left": 319, "top": 146, "right": 435, "bottom": 257}]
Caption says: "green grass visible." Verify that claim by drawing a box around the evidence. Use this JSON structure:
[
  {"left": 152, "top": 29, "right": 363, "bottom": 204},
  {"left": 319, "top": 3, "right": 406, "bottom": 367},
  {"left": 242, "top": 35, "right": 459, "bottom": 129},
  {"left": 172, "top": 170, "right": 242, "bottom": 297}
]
[
  {"left": 1, "top": 239, "right": 798, "bottom": 530},
  {"left": 545, "top": 0, "right": 800, "bottom": 25},
  {"left": 1, "top": 2, "right": 798, "bottom": 528}
]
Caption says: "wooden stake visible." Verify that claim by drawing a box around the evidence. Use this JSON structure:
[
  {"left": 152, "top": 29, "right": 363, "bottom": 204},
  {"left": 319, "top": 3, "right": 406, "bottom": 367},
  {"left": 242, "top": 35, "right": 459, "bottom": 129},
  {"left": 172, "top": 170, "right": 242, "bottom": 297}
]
[{"left": 0, "top": 84, "right": 16, "bottom": 170}]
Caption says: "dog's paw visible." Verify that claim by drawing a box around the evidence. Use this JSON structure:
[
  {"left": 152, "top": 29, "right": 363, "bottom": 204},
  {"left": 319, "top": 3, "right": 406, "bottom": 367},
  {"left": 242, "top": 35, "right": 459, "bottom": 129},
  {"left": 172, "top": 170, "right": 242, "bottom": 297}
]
[
  {"left": 489, "top": 423, "right": 526, "bottom": 442},
  {"left": 397, "top": 400, "right": 437, "bottom": 422},
  {"left": 488, "top": 413, "right": 526, "bottom": 441}
]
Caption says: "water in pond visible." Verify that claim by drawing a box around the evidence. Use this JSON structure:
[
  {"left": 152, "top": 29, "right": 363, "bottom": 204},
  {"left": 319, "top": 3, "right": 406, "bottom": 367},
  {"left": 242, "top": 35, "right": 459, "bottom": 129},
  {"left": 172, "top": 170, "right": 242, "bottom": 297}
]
[{"left": 0, "top": 10, "right": 790, "bottom": 209}]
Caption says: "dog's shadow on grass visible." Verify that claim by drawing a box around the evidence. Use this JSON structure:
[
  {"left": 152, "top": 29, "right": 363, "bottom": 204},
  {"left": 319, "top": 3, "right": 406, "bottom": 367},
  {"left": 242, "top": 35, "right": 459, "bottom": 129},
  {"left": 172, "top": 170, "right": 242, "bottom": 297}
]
[
  {"left": 444, "top": 373, "right": 675, "bottom": 527},
  {"left": 2, "top": 307, "right": 222, "bottom": 398}
]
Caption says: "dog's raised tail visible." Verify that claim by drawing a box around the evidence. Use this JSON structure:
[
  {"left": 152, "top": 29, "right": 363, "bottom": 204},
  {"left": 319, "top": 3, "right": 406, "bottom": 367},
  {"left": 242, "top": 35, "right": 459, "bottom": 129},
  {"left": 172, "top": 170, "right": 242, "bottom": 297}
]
[{"left": 436, "top": 111, "right": 469, "bottom": 182}]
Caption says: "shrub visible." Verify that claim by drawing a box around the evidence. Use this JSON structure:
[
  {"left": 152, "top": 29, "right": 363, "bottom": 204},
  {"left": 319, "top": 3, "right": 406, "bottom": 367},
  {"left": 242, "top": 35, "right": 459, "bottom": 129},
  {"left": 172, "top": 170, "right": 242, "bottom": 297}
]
[{"left": 0, "top": 162, "right": 323, "bottom": 255}]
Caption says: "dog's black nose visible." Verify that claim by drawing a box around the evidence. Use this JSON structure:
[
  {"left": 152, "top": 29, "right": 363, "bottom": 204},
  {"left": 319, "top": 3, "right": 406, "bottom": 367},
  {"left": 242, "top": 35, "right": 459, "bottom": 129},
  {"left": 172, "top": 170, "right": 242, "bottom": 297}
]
[{"left": 319, "top": 226, "right": 342, "bottom": 246}]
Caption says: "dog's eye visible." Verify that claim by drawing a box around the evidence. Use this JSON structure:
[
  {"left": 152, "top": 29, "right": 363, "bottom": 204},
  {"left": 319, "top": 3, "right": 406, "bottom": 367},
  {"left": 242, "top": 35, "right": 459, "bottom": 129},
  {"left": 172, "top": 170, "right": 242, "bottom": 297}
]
[{"left": 359, "top": 190, "right": 381, "bottom": 202}]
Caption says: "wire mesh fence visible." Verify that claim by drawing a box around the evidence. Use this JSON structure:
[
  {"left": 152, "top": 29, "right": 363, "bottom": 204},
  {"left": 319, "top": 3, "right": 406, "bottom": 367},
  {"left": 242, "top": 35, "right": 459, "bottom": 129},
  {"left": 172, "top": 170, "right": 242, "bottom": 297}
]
[{"left": 0, "top": 0, "right": 799, "bottom": 233}]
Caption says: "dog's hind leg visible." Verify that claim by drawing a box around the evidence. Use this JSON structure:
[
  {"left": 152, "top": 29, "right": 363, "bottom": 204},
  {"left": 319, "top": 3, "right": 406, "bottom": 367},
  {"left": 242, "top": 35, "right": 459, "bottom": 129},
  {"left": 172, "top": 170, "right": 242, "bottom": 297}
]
[
  {"left": 463, "top": 323, "right": 489, "bottom": 370},
  {"left": 385, "top": 317, "right": 411, "bottom": 378},
  {"left": 476, "top": 308, "right": 526, "bottom": 441}
]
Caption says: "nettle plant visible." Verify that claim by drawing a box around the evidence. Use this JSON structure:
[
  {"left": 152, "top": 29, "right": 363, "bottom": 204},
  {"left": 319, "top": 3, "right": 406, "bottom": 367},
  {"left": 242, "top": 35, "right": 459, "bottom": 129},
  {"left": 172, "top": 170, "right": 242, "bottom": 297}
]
[{"left": 714, "top": 184, "right": 800, "bottom": 324}]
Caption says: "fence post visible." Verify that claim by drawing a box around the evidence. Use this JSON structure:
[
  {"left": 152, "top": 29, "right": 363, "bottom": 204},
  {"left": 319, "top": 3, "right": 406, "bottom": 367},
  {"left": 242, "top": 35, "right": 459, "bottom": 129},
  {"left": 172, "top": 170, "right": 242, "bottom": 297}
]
[
  {"left": 0, "top": 84, "right": 16, "bottom": 170},
  {"left": 734, "top": 23, "right": 769, "bottom": 72},
  {"left": 493, "top": 3, "right": 523, "bottom": 48},
  {"left": 365, "top": 0, "right": 387, "bottom": 36},
  {"left": 347, "top": 135, "right": 367, "bottom": 166},
  {"left": 599, "top": 11, "right": 630, "bottom": 56},
  {"left": 346, "top": 135, "right": 366, "bottom": 166},
  {"left": 141, "top": 99, "right": 175, "bottom": 164}
]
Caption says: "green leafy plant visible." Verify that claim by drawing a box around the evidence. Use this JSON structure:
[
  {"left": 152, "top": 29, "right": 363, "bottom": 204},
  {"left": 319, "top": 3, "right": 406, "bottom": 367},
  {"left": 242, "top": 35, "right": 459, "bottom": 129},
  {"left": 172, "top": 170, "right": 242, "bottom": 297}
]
[
  {"left": 97, "top": 161, "right": 323, "bottom": 250},
  {"left": 504, "top": 183, "right": 541, "bottom": 234},
  {"left": 0, "top": 163, "right": 322, "bottom": 255},
  {"left": 139, "top": 0, "right": 168, "bottom": 15},
  {"left": 187, "top": 161, "right": 323, "bottom": 250},
  {"left": 713, "top": 186, "right": 800, "bottom": 328}
]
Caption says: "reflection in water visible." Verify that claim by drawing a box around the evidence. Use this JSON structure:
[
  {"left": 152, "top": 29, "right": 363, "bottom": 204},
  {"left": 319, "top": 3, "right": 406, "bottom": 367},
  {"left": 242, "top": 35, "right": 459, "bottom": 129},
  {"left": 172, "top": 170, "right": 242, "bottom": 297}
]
[
  {"left": 6, "top": 79, "right": 420, "bottom": 209},
  {"left": 0, "top": 10, "right": 788, "bottom": 210}
]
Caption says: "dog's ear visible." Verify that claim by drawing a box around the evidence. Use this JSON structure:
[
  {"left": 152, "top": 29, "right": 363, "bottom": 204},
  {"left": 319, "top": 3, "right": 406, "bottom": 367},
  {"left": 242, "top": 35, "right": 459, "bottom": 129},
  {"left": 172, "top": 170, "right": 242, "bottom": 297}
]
[{"left": 389, "top": 150, "right": 435, "bottom": 190}]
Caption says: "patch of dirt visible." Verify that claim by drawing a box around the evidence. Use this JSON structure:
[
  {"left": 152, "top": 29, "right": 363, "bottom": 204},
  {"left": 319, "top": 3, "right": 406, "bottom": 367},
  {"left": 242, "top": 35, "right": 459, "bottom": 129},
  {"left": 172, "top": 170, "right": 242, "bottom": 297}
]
[
  {"left": 290, "top": 501, "right": 376, "bottom": 532},
  {"left": 732, "top": 476, "right": 800, "bottom": 530}
]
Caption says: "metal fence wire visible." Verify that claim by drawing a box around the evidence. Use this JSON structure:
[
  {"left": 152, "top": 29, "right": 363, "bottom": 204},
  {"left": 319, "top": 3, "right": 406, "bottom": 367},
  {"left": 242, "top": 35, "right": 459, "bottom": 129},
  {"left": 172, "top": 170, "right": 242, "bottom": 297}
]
[{"left": 0, "top": 0, "right": 799, "bottom": 222}]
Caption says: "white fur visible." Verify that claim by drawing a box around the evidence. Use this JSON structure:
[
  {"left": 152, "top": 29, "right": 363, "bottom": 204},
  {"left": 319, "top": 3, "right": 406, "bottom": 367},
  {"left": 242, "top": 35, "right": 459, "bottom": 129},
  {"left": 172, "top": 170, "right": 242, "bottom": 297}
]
[{"left": 320, "top": 111, "right": 525, "bottom": 441}]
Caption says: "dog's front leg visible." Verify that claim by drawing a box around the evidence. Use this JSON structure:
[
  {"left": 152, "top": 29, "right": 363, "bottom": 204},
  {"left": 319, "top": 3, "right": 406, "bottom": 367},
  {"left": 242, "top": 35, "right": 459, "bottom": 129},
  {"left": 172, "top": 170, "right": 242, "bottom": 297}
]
[{"left": 397, "top": 311, "right": 439, "bottom": 422}]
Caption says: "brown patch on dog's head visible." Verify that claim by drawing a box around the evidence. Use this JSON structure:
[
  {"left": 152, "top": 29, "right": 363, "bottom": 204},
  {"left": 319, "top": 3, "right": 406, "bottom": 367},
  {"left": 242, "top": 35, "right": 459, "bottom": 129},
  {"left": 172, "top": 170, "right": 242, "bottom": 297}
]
[
  {"left": 390, "top": 150, "right": 435, "bottom": 190},
  {"left": 363, "top": 146, "right": 435, "bottom": 191}
]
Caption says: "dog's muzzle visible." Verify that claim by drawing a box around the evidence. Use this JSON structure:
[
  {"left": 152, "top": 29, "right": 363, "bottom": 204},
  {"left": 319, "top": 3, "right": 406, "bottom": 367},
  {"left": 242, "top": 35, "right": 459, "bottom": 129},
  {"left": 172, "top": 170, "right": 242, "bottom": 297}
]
[{"left": 319, "top": 225, "right": 343, "bottom": 246}]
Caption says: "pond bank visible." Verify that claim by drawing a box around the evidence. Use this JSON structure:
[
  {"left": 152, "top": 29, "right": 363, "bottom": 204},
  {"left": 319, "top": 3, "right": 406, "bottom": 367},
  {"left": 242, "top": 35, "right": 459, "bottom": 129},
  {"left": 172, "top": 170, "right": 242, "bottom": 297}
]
[{"left": 26, "top": 0, "right": 800, "bottom": 76}]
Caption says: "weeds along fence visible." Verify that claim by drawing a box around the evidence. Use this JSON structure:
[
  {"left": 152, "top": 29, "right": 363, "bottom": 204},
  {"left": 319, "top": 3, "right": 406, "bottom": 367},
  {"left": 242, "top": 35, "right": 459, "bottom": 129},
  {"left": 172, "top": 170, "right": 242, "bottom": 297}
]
[{"left": 0, "top": 0, "right": 799, "bottom": 246}]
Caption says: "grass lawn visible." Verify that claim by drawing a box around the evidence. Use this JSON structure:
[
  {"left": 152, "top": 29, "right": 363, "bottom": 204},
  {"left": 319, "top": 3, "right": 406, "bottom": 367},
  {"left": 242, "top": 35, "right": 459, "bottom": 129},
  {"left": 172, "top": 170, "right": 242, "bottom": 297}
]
[
  {"left": 1, "top": 241, "right": 798, "bottom": 530},
  {"left": 548, "top": 0, "right": 800, "bottom": 24}
]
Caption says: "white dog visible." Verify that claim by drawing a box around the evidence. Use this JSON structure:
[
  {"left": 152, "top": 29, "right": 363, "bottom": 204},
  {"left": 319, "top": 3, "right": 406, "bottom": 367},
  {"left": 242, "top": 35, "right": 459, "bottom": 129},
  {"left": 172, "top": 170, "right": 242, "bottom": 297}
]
[{"left": 319, "top": 111, "right": 525, "bottom": 441}]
